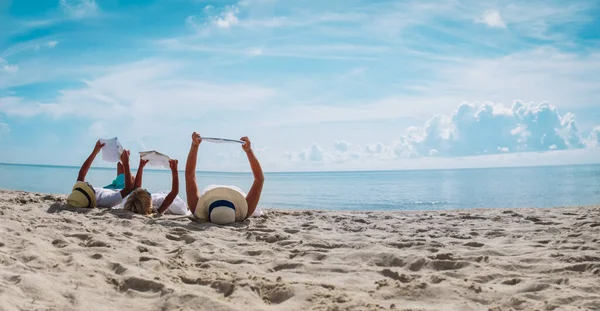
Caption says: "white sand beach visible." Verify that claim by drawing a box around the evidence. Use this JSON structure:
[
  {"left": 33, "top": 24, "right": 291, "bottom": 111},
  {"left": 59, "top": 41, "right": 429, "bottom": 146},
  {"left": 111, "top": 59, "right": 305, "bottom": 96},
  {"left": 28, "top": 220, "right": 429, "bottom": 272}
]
[{"left": 0, "top": 189, "right": 599, "bottom": 311}]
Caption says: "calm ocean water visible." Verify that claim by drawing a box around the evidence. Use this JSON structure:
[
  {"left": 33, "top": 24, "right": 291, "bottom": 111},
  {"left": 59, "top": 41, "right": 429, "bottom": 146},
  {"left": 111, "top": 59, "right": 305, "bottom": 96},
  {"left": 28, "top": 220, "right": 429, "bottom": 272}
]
[{"left": 0, "top": 163, "right": 599, "bottom": 211}]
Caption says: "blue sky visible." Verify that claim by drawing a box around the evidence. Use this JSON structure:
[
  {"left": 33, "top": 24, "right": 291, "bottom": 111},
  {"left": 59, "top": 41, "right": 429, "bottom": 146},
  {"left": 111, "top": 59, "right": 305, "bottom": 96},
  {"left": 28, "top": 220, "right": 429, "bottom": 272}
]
[{"left": 1, "top": 0, "right": 599, "bottom": 172}]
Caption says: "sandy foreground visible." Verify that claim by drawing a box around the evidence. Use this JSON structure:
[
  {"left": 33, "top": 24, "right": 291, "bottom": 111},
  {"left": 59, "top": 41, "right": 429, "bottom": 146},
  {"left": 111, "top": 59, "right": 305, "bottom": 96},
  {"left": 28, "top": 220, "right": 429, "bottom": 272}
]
[{"left": 0, "top": 189, "right": 599, "bottom": 311}]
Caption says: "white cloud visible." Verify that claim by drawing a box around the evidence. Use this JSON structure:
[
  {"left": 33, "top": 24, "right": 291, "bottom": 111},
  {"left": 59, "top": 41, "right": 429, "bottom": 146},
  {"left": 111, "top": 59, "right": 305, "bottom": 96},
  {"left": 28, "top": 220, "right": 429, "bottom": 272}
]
[
  {"left": 2, "top": 64, "right": 18, "bottom": 73},
  {"left": 203, "top": 5, "right": 214, "bottom": 13},
  {"left": 1, "top": 57, "right": 18, "bottom": 73},
  {"left": 156, "top": 38, "right": 383, "bottom": 61},
  {"left": 392, "top": 101, "right": 598, "bottom": 158},
  {"left": 283, "top": 144, "right": 600, "bottom": 172},
  {"left": 247, "top": 47, "right": 263, "bottom": 56},
  {"left": 475, "top": 10, "right": 506, "bottom": 28},
  {"left": 187, "top": 5, "right": 240, "bottom": 32},
  {"left": 213, "top": 6, "right": 240, "bottom": 28},
  {"left": 59, "top": 0, "right": 98, "bottom": 19},
  {"left": 2, "top": 39, "right": 62, "bottom": 59},
  {"left": 588, "top": 127, "right": 600, "bottom": 148},
  {"left": 333, "top": 140, "right": 349, "bottom": 153},
  {"left": 280, "top": 101, "right": 600, "bottom": 170},
  {"left": 89, "top": 120, "right": 108, "bottom": 138},
  {"left": 0, "top": 59, "right": 276, "bottom": 136},
  {"left": 295, "top": 144, "right": 326, "bottom": 162}
]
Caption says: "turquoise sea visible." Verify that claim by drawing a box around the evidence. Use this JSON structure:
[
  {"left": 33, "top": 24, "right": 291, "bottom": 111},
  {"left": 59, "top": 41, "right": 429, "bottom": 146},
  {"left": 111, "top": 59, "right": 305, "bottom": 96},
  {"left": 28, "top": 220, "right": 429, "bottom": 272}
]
[{"left": 0, "top": 163, "right": 599, "bottom": 211}]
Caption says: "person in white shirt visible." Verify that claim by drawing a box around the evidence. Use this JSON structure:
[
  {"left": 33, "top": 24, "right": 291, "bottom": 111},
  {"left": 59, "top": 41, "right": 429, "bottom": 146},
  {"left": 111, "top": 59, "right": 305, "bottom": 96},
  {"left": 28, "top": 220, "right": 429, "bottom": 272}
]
[{"left": 67, "top": 140, "right": 134, "bottom": 208}]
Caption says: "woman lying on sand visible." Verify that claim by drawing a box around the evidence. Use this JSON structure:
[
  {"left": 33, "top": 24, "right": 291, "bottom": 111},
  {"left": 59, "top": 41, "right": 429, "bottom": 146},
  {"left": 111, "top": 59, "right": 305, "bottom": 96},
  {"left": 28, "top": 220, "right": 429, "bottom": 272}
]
[
  {"left": 67, "top": 141, "right": 134, "bottom": 208},
  {"left": 186, "top": 133, "right": 265, "bottom": 225},
  {"left": 119, "top": 157, "right": 190, "bottom": 216}
]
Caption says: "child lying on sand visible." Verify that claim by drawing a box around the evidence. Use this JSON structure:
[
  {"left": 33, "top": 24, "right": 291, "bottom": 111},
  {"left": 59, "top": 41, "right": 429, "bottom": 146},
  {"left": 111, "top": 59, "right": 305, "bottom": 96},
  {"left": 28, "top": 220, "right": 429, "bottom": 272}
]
[{"left": 119, "top": 157, "right": 190, "bottom": 216}]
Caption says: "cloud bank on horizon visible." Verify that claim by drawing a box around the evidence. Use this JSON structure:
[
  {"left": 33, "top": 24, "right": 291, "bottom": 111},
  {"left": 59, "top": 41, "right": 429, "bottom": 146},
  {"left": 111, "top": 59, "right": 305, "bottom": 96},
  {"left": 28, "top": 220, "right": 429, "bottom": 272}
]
[{"left": 0, "top": 0, "right": 599, "bottom": 171}]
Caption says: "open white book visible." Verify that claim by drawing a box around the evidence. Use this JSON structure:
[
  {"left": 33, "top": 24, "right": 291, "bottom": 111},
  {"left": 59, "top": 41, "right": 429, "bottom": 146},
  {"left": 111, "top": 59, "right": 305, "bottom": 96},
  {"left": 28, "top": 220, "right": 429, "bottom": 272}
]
[
  {"left": 99, "top": 137, "right": 124, "bottom": 163},
  {"left": 139, "top": 150, "right": 171, "bottom": 169},
  {"left": 201, "top": 137, "right": 245, "bottom": 144}
]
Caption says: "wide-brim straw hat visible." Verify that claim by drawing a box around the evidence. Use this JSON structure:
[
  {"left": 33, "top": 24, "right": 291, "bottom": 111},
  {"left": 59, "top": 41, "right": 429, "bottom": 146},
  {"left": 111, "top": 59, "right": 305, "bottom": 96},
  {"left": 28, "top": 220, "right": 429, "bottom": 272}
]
[
  {"left": 67, "top": 181, "right": 96, "bottom": 208},
  {"left": 195, "top": 186, "right": 248, "bottom": 224}
]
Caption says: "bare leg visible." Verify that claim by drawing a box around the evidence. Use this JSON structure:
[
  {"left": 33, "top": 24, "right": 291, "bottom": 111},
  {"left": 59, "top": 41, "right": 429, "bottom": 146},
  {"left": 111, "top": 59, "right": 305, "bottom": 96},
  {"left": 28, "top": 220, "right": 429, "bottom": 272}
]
[
  {"left": 119, "top": 151, "right": 133, "bottom": 198},
  {"left": 117, "top": 162, "right": 124, "bottom": 176}
]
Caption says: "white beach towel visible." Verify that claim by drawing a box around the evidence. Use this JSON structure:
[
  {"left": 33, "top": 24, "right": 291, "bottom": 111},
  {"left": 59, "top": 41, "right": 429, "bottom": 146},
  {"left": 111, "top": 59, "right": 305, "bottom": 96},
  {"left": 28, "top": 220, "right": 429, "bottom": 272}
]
[
  {"left": 139, "top": 150, "right": 171, "bottom": 169},
  {"left": 99, "top": 137, "right": 124, "bottom": 163}
]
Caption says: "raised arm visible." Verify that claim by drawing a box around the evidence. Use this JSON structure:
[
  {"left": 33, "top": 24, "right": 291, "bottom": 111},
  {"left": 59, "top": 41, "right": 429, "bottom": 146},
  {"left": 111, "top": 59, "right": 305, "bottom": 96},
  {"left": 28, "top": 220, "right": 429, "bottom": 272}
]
[
  {"left": 158, "top": 159, "right": 179, "bottom": 214},
  {"left": 185, "top": 132, "right": 202, "bottom": 214},
  {"left": 119, "top": 150, "right": 133, "bottom": 198},
  {"left": 241, "top": 137, "right": 264, "bottom": 220},
  {"left": 77, "top": 140, "right": 104, "bottom": 182},
  {"left": 134, "top": 158, "right": 149, "bottom": 189}
]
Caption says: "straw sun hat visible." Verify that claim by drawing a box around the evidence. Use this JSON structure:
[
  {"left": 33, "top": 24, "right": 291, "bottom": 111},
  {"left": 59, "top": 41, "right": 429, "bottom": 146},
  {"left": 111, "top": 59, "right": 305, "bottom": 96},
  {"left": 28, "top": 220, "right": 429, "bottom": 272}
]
[
  {"left": 66, "top": 181, "right": 96, "bottom": 208},
  {"left": 195, "top": 186, "right": 248, "bottom": 224}
]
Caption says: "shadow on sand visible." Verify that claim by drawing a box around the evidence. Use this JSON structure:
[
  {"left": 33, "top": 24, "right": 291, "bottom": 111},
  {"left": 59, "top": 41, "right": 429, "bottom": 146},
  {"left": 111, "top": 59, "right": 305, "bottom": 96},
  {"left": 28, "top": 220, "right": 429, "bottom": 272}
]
[{"left": 45, "top": 202, "right": 250, "bottom": 232}]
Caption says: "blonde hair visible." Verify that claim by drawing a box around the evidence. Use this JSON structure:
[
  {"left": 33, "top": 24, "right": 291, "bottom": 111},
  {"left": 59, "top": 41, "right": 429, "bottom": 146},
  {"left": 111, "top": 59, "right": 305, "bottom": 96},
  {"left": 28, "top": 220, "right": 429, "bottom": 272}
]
[{"left": 124, "top": 189, "right": 153, "bottom": 215}]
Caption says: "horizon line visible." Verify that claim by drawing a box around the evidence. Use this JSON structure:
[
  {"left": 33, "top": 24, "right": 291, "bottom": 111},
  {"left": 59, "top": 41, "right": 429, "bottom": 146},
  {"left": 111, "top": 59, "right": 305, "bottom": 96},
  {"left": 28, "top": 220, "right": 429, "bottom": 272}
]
[{"left": 1, "top": 161, "right": 599, "bottom": 175}]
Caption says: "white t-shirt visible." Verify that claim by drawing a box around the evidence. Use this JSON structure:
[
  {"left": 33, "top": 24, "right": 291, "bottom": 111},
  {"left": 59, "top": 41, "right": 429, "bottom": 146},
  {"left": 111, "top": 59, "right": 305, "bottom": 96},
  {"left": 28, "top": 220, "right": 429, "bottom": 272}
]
[
  {"left": 114, "top": 191, "right": 190, "bottom": 215},
  {"left": 150, "top": 192, "right": 189, "bottom": 215},
  {"left": 94, "top": 188, "right": 124, "bottom": 208}
]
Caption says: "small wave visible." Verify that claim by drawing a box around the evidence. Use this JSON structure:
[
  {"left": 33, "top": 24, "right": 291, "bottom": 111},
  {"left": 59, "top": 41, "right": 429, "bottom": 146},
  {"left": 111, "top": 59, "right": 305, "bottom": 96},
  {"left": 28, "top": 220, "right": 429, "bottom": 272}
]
[{"left": 411, "top": 200, "right": 450, "bottom": 206}]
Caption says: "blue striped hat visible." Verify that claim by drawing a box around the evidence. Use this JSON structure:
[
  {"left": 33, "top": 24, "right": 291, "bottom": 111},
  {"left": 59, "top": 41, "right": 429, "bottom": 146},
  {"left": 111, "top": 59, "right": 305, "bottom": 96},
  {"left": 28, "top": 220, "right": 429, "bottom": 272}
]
[{"left": 195, "top": 186, "right": 248, "bottom": 224}]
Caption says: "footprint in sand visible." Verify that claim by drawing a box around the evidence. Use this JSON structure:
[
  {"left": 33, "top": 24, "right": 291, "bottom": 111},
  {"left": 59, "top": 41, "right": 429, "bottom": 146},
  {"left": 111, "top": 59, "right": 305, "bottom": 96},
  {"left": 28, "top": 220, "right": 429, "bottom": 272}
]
[
  {"left": 110, "top": 262, "right": 128, "bottom": 275},
  {"left": 271, "top": 263, "right": 304, "bottom": 272},
  {"left": 518, "top": 283, "right": 551, "bottom": 293},
  {"left": 137, "top": 246, "right": 149, "bottom": 253},
  {"left": 407, "top": 258, "right": 427, "bottom": 271},
  {"left": 564, "top": 263, "right": 600, "bottom": 272},
  {"left": 140, "top": 239, "right": 161, "bottom": 247},
  {"left": 249, "top": 228, "right": 277, "bottom": 233},
  {"left": 464, "top": 242, "right": 485, "bottom": 248},
  {"left": 165, "top": 229, "right": 196, "bottom": 244},
  {"left": 211, "top": 281, "right": 236, "bottom": 297},
  {"left": 259, "top": 283, "right": 295, "bottom": 304},
  {"left": 501, "top": 278, "right": 522, "bottom": 285},
  {"left": 306, "top": 242, "right": 343, "bottom": 249},
  {"left": 428, "top": 253, "right": 455, "bottom": 261},
  {"left": 430, "top": 260, "right": 470, "bottom": 271},
  {"left": 373, "top": 254, "right": 405, "bottom": 268},
  {"left": 119, "top": 277, "right": 166, "bottom": 293},
  {"left": 52, "top": 239, "right": 69, "bottom": 248},
  {"left": 83, "top": 239, "right": 110, "bottom": 248},
  {"left": 245, "top": 250, "right": 263, "bottom": 256},
  {"left": 380, "top": 269, "right": 413, "bottom": 283},
  {"left": 5, "top": 275, "right": 21, "bottom": 285},
  {"left": 66, "top": 233, "right": 92, "bottom": 241},
  {"left": 139, "top": 256, "right": 162, "bottom": 263},
  {"left": 255, "top": 233, "right": 290, "bottom": 244}
]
